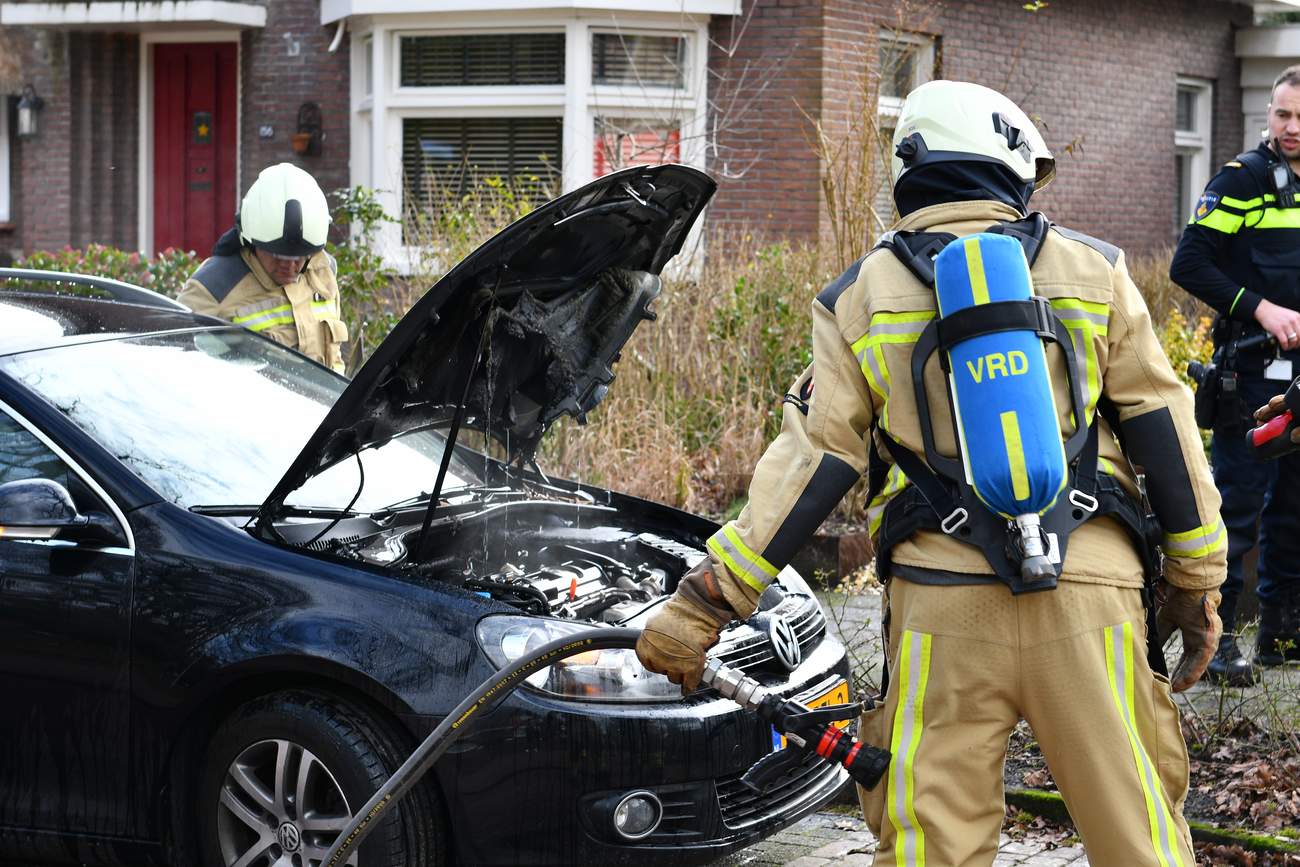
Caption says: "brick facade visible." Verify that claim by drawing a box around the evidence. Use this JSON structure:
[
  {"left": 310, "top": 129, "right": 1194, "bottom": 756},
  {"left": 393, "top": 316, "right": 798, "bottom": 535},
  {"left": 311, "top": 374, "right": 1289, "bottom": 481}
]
[
  {"left": 238, "top": 0, "right": 350, "bottom": 224},
  {"left": 708, "top": 0, "right": 1252, "bottom": 257},
  {"left": 1, "top": 0, "right": 1254, "bottom": 260}
]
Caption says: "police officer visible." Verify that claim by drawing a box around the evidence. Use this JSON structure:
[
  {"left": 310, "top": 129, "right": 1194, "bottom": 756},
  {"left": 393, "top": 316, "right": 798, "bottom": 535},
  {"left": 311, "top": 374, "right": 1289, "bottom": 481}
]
[
  {"left": 637, "top": 81, "right": 1224, "bottom": 865},
  {"left": 179, "top": 163, "right": 349, "bottom": 373},
  {"left": 1170, "top": 65, "right": 1300, "bottom": 684}
]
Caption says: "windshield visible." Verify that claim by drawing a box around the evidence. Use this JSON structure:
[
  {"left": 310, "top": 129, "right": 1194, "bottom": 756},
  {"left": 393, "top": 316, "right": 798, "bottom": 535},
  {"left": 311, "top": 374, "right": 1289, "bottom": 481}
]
[{"left": 0, "top": 328, "right": 482, "bottom": 510}]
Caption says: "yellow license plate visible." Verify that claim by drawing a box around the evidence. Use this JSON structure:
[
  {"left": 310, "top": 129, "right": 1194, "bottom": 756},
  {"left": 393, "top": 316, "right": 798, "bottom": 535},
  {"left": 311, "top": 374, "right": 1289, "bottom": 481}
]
[{"left": 773, "top": 680, "right": 851, "bottom": 750}]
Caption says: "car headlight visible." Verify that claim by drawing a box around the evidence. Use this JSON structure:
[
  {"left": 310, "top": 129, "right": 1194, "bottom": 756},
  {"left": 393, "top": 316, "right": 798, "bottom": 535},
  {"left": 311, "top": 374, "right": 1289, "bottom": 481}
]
[
  {"left": 474, "top": 615, "right": 682, "bottom": 703},
  {"left": 775, "top": 564, "right": 816, "bottom": 598}
]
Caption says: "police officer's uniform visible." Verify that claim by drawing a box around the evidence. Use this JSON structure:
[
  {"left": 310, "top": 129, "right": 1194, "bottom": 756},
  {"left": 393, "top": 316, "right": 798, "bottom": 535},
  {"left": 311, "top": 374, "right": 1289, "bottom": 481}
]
[
  {"left": 1171, "top": 142, "right": 1300, "bottom": 658},
  {"left": 179, "top": 243, "right": 348, "bottom": 373}
]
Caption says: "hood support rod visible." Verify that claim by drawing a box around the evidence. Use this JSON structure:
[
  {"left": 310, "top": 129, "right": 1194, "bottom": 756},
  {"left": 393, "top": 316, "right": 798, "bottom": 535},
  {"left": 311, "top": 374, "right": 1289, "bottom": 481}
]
[{"left": 414, "top": 308, "right": 496, "bottom": 556}]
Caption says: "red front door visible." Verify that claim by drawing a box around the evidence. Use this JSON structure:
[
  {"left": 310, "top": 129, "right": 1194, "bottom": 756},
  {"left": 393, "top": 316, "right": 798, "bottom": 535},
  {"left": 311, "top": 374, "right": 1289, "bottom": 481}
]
[{"left": 153, "top": 43, "right": 237, "bottom": 255}]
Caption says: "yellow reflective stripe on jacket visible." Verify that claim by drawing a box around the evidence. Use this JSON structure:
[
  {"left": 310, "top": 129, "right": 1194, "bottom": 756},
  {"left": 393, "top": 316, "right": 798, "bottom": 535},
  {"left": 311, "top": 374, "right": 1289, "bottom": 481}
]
[
  {"left": 1192, "top": 208, "right": 1244, "bottom": 233},
  {"left": 1104, "top": 623, "right": 1186, "bottom": 867},
  {"left": 1162, "top": 518, "right": 1226, "bottom": 559},
  {"left": 707, "top": 525, "right": 778, "bottom": 594},
  {"left": 852, "top": 311, "right": 935, "bottom": 431},
  {"left": 1049, "top": 298, "right": 1107, "bottom": 420},
  {"left": 232, "top": 303, "right": 294, "bottom": 333},
  {"left": 887, "top": 629, "right": 932, "bottom": 866},
  {"left": 1251, "top": 206, "right": 1300, "bottom": 230},
  {"left": 867, "top": 464, "right": 910, "bottom": 536},
  {"left": 311, "top": 299, "right": 338, "bottom": 318},
  {"left": 1219, "top": 193, "right": 1273, "bottom": 210}
]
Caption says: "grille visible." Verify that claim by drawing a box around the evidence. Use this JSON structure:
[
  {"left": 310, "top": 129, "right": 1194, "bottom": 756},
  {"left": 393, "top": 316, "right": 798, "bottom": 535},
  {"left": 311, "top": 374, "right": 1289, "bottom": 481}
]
[
  {"left": 711, "top": 593, "right": 827, "bottom": 674},
  {"left": 716, "top": 748, "right": 847, "bottom": 830}
]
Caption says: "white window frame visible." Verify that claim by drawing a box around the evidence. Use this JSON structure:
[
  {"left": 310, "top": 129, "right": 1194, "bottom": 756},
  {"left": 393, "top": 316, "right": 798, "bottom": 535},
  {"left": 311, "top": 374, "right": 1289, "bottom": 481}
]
[
  {"left": 0, "top": 97, "right": 10, "bottom": 224},
  {"left": 876, "top": 29, "right": 936, "bottom": 122},
  {"left": 350, "top": 12, "right": 709, "bottom": 273},
  {"left": 1175, "top": 76, "right": 1213, "bottom": 232}
]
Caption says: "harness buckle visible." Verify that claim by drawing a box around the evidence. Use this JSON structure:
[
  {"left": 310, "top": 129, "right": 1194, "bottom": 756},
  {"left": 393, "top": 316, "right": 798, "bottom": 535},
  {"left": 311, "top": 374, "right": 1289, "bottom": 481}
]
[
  {"left": 1031, "top": 295, "right": 1055, "bottom": 339},
  {"left": 1068, "top": 489, "right": 1099, "bottom": 514},
  {"left": 941, "top": 507, "right": 969, "bottom": 534}
]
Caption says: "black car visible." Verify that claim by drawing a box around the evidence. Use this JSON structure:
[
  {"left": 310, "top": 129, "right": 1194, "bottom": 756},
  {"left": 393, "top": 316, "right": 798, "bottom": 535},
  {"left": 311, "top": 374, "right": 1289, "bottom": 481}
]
[{"left": 0, "top": 165, "right": 852, "bottom": 867}]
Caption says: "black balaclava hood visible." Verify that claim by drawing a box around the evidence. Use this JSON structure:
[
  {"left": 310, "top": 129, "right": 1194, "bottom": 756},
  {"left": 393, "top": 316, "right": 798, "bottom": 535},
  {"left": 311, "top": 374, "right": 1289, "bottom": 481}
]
[{"left": 893, "top": 161, "right": 1035, "bottom": 218}]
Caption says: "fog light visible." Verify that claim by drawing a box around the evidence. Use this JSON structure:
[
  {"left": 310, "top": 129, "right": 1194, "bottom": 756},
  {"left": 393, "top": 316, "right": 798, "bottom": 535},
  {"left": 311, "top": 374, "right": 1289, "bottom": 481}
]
[{"left": 612, "top": 790, "right": 662, "bottom": 840}]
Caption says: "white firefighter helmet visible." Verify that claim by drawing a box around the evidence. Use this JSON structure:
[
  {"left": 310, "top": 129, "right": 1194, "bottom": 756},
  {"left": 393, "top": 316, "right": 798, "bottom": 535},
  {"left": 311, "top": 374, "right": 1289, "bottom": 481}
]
[
  {"left": 891, "top": 80, "right": 1055, "bottom": 192},
  {"left": 238, "top": 163, "right": 331, "bottom": 257}
]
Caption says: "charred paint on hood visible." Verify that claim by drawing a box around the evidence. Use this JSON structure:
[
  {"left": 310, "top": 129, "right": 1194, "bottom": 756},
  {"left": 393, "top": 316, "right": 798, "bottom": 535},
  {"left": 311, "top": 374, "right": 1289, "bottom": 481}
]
[{"left": 256, "top": 165, "right": 715, "bottom": 528}]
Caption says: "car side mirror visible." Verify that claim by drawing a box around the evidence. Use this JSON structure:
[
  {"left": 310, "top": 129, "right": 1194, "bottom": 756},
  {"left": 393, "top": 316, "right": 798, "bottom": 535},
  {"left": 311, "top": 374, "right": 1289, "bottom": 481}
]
[{"left": 0, "top": 478, "right": 125, "bottom": 546}]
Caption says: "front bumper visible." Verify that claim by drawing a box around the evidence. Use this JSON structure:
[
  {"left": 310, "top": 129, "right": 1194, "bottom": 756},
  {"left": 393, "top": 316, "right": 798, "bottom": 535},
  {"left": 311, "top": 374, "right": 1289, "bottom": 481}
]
[{"left": 436, "top": 635, "right": 852, "bottom": 866}]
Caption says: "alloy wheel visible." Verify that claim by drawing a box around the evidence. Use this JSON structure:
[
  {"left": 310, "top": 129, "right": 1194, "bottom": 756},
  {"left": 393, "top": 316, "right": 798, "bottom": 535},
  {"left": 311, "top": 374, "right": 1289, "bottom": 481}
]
[{"left": 216, "top": 738, "right": 358, "bottom": 867}]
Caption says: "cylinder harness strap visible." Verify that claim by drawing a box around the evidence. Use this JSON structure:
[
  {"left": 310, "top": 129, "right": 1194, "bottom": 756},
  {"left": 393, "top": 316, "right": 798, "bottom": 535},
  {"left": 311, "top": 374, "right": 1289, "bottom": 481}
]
[{"left": 868, "top": 214, "right": 1159, "bottom": 596}]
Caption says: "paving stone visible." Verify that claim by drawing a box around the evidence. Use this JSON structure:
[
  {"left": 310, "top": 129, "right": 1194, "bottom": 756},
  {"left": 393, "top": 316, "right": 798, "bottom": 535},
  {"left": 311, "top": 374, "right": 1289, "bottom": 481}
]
[
  {"left": 808, "top": 838, "right": 872, "bottom": 859},
  {"left": 781, "top": 858, "right": 830, "bottom": 867}
]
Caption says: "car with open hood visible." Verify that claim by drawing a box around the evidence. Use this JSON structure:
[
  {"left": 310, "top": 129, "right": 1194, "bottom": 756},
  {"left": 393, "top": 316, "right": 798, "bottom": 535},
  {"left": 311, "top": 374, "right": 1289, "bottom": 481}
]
[{"left": 0, "top": 165, "right": 852, "bottom": 867}]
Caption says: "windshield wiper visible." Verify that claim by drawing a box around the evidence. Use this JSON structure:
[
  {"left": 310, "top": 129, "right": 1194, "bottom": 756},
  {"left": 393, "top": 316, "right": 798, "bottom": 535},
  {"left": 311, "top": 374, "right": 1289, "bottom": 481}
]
[
  {"left": 191, "top": 504, "right": 364, "bottom": 519},
  {"left": 375, "top": 485, "right": 520, "bottom": 514}
]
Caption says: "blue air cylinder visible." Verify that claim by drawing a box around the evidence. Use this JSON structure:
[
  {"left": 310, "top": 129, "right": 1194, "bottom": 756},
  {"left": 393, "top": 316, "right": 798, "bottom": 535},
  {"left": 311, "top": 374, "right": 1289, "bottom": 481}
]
[{"left": 933, "top": 233, "right": 1068, "bottom": 579}]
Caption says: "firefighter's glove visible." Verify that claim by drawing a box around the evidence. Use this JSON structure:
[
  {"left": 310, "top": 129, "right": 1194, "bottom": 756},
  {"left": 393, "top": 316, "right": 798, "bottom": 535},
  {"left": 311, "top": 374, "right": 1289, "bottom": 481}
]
[
  {"left": 1155, "top": 584, "right": 1223, "bottom": 692},
  {"left": 636, "top": 561, "right": 735, "bottom": 694},
  {"left": 1256, "top": 394, "right": 1300, "bottom": 446}
]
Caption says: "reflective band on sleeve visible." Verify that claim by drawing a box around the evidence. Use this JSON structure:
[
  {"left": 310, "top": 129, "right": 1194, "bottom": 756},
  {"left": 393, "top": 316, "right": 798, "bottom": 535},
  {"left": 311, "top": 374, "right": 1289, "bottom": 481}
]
[
  {"left": 232, "top": 303, "right": 295, "bottom": 332},
  {"left": 311, "top": 300, "right": 337, "bottom": 318},
  {"left": 1162, "top": 518, "right": 1226, "bottom": 559},
  {"left": 706, "top": 525, "right": 779, "bottom": 594},
  {"left": 887, "top": 629, "right": 931, "bottom": 866},
  {"left": 1229, "top": 288, "right": 1246, "bottom": 315},
  {"left": 1104, "top": 623, "right": 1186, "bottom": 867},
  {"left": 1193, "top": 208, "right": 1244, "bottom": 233}
]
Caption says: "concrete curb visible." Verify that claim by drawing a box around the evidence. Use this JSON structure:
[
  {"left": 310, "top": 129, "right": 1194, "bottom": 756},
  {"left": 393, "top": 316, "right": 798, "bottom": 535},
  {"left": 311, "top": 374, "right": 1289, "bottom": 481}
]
[{"left": 1004, "top": 788, "right": 1300, "bottom": 856}]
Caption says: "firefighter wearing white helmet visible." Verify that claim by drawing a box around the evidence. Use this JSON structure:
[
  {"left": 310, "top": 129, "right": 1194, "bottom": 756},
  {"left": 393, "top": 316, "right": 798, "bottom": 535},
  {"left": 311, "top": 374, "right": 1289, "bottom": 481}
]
[
  {"left": 636, "top": 80, "right": 1222, "bottom": 864},
  {"left": 179, "top": 163, "right": 348, "bottom": 373}
]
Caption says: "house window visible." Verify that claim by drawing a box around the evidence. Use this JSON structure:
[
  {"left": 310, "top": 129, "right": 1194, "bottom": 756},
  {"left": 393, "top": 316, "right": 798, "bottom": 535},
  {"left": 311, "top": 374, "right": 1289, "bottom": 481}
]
[
  {"left": 364, "top": 37, "right": 373, "bottom": 96},
  {"left": 591, "top": 33, "right": 685, "bottom": 89},
  {"left": 1175, "top": 77, "right": 1213, "bottom": 237},
  {"left": 402, "top": 116, "right": 563, "bottom": 206},
  {"left": 399, "top": 33, "right": 565, "bottom": 87},
  {"left": 877, "top": 30, "right": 936, "bottom": 116},
  {"left": 594, "top": 117, "right": 680, "bottom": 176},
  {"left": 0, "top": 97, "right": 9, "bottom": 224}
]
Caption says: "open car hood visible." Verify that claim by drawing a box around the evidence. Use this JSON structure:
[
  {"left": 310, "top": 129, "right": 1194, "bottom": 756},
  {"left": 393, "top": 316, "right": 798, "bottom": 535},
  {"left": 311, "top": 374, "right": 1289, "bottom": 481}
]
[{"left": 256, "top": 164, "right": 715, "bottom": 524}]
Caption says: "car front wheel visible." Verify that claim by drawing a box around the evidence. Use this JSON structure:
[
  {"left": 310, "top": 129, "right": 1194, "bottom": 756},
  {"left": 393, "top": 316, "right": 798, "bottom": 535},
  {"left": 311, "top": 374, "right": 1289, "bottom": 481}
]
[{"left": 199, "top": 690, "right": 445, "bottom": 867}]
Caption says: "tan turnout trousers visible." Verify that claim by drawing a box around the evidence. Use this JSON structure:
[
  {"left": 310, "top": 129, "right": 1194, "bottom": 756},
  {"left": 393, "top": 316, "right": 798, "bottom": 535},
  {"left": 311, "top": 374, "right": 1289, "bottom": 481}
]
[{"left": 857, "top": 580, "right": 1195, "bottom": 867}]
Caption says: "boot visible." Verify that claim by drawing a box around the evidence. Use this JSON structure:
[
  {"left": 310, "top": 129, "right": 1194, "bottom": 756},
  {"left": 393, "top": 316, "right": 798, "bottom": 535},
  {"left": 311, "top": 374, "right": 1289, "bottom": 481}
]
[
  {"left": 1256, "top": 598, "right": 1300, "bottom": 666},
  {"left": 1204, "top": 634, "right": 1258, "bottom": 686}
]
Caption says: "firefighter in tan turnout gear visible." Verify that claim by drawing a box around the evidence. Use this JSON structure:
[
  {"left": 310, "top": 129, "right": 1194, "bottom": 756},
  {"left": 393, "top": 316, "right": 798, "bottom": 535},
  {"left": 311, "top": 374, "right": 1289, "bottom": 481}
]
[
  {"left": 179, "top": 162, "right": 348, "bottom": 373},
  {"left": 637, "top": 81, "right": 1225, "bottom": 865}
]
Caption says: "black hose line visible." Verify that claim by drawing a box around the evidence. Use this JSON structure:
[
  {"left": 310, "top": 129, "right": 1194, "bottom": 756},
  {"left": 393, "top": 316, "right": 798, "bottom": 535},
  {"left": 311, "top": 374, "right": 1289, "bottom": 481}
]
[{"left": 321, "top": 627, "right": 643, "bottom": 867}]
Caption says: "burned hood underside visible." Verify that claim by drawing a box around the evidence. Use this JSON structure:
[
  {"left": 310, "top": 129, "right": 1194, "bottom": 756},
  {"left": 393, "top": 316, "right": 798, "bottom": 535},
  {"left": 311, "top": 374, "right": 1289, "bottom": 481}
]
[{"left": 258, "top": 165, "right": 715, "bottom": 522}]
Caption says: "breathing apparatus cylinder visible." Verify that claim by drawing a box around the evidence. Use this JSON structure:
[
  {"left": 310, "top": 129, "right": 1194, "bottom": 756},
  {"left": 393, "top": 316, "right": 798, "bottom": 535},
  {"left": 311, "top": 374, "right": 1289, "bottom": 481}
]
[{"left": 933, "top": 233, "right": 1068, "bottom": 580}]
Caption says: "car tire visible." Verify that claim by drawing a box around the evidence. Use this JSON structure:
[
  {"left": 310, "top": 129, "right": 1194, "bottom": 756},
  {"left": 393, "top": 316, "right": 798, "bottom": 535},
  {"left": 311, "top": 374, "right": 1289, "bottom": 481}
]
[{"left": 198, "top": 690, "right": 446, "bottom": 867}]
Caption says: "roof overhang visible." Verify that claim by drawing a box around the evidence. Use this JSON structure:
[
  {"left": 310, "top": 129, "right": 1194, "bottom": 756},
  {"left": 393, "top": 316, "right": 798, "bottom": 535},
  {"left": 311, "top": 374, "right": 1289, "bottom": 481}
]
[
  {"left": 0, "top": 2, "right": 266, "bottom": 28},
  {"left": 320, "top": 0, "right": 741, "bottom": 24}
]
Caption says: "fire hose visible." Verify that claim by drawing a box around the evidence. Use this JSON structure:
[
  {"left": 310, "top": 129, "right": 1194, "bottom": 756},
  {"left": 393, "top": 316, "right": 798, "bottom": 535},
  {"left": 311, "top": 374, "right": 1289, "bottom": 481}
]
[{"left": 321, "top": 627, "right": 890, "bottom": 866}]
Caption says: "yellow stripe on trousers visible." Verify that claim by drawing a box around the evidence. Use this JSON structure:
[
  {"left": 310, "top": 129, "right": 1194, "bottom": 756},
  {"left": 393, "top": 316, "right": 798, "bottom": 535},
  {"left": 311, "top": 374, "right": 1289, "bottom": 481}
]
[
  {"left": 887, "top": 629, "right": 932, "bottom": 866},
  {"left": 1104, "top": 623, "right": 1185, "bottom": 867}
]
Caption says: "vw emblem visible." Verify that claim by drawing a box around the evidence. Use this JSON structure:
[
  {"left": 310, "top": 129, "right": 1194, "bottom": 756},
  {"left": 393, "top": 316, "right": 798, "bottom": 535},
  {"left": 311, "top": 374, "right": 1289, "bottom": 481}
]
[
  {"left": 277, "top": 821, "right": 301, "bottom": 853},
  {"left": 767, "top": 614, "right": 802, "bottom": 671}
]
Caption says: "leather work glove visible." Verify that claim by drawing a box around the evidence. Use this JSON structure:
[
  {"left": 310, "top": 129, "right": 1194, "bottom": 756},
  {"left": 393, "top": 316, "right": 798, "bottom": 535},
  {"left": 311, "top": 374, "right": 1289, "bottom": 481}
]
[
  {"left": 1155, "top": 583, "right": 1223, "bottom": 692},
  {"left": 636, "top": 560, "right": 736, "bottom": 693}
]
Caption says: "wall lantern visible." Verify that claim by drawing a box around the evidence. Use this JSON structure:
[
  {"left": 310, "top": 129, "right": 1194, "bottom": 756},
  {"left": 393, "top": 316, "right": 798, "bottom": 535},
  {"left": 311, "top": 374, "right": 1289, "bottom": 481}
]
[{"left": 16, "top": 85, "right": 44, "bottom": 138}]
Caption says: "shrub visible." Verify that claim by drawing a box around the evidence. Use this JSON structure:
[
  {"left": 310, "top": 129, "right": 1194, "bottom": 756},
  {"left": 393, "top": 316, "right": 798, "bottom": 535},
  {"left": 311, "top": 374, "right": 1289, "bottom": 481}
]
[{"left": 16, "top": 243, "right": 200, "bottom": 297}]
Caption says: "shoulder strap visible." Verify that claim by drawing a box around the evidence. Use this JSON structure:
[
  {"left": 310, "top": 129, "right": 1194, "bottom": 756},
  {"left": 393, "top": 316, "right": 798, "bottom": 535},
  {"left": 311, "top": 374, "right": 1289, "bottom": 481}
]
[{"left": 879, "top": 212, "right": 1051, "bottom": 288}]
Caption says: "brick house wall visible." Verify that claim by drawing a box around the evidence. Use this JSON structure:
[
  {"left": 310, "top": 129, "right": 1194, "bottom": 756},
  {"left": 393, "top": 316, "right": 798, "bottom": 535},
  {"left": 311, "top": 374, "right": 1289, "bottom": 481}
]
[
  {"left": 238, "top": 0, "right": 350, "bottom": 221},
  {"left": 708, "top": 0, "right": 1252, "bottom": 257}
]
